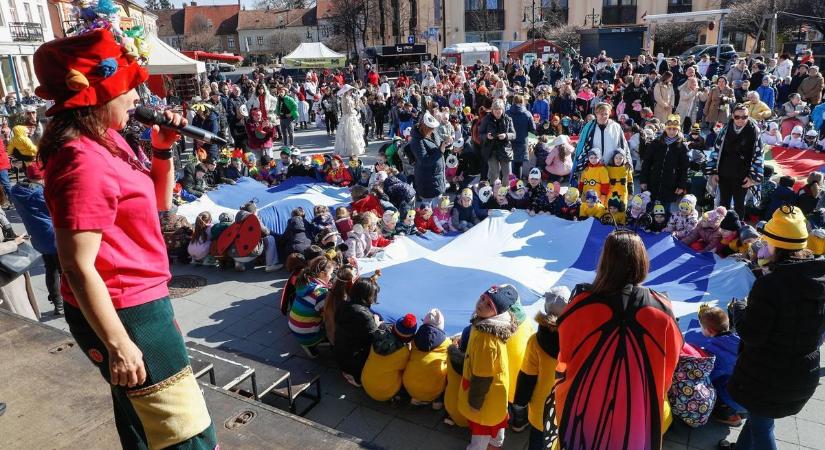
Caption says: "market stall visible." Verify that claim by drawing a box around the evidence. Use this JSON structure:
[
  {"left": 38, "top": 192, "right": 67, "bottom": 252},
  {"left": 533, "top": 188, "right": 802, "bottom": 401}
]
[
  {"left": 282, "top": 43, "right": 346, "bottom": 69},
  {"left": 146, "top": 36, "right": 206, "bottom": 101}
]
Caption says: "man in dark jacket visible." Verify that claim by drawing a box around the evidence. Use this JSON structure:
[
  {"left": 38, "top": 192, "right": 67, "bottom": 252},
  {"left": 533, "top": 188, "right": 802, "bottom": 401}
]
[
  {"left": 639, "top": 116, "right": 690, "bottom": 207},
  {"left": 180, "top": 160, "right": 212, "bottom": 198},
  {"left": 481, "top": 100, "right": 517, "bottom": 183},
  {"left": 9, "top": 163, "right": 63, "bottom": 315},
  {"left": 191, "top": 104, "right": 221, "bottom": 160},
  {"left": 706, "top": 105, "right": 764, "bottom": 217}
]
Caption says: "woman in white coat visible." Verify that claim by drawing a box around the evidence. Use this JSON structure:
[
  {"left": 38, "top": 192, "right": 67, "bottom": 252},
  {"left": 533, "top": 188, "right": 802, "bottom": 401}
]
[
  {"left": 675, "top": 76, "right": 700, "bottom": 131},
  {"left": 246, "top": 83, "right": 277, "bottom": 121}
]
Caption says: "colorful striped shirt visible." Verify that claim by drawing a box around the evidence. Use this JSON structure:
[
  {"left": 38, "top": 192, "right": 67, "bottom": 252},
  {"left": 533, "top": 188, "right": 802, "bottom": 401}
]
[{"left": 288, "top": 279, "right": 329, "bottom": 346}]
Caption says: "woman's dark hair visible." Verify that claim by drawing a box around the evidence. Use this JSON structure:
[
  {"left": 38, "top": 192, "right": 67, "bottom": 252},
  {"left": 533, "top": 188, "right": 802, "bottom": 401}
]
[
  {"left": 661, "top": 71, "right": 673, "bottom": 82},
  {"left": 349, "top": 269, "right": 381, "bottom": 306},
  {"left": 324, "top": 265, "right": 358, "bottom": 319},
  {"left": 350, "top": 184, "right": 368, "bottom": 201},
  {"left": 771, "top": 247, "right": 814, "bottom": 266},
  {"left": 292, "top": 206, "right": 305, "bottom": 218},
  {"left": 38, "top": 107, "right": 118, "bottom": 165},
  {"left": 192, "top": 211, "right": 212, "bottom": 243},
  {"left": 591, "top": 230, "right": 649, "bottom": 295},
  {"left": 285, "top": 252, "right": 307, "bottom": 273}
]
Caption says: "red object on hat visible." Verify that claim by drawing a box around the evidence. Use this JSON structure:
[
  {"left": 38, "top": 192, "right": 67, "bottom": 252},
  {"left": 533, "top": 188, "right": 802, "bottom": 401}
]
[
  {"left": 26, "top": 161, "right": 45, "bottom": 180},
  {"left": 34, "top": 29, "right": 148, "bottom": 117}
]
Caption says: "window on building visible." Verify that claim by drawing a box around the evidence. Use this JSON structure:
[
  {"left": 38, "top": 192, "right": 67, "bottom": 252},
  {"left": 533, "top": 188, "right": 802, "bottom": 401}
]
[
  {"left": 23, "top": 2, "right": 32, "bottom": 22},
  {"left": 227, "top": 36, "right": 235, "bottom": 49},
  {"left": 603, "top": 0, "right": 637, "bottom": 5},
  {"left": 8, "top": 0, "right": 19, "bottom": 22},
  {"left": 542, "top": 0, "right": 568, "bottom": 6},
  {"left": 257, "top": 35, "right": 264, "bottom": 46},
  {"left": 465, "top": 0, "right": 499, "bottom": 10},
  {"left": 206, "top": 19, "right": 213, "bottom": 28},
  {"left": 669, "top": 0, "right": 692, "bottom": 4},
  {"left": 36, "top": 4, "right": 45, "bottom": 25}
]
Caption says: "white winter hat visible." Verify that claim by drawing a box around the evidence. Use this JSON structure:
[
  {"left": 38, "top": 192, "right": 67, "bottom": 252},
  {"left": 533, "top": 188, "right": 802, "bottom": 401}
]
[
  {"left": 423, "top": 308, "right": 444, "bottom": 330},
  {"left": 806, "top": 129, "right": 819, "bottom": 137},
  {"left": 792, "top": 125, "right": 804, "bottom": 135},
  {"left": 422, "top": 112, "right": 440, "bottom": 128},
  {"left": 551, "top": 135, "right": 571, "bottom": 147},
  {"left": 528, "top": 167, "right": 542, "bottom": 180}
]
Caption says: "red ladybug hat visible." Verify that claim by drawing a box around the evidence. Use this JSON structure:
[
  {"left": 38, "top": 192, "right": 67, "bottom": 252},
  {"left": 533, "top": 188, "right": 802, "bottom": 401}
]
[{"left": 34, "top": 29, "right": 148, "bottom": 116}]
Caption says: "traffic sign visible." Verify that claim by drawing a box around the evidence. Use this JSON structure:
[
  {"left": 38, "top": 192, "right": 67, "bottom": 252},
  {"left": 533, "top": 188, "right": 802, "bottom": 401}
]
[{"left": 408, "top": 35, "right": 415, "bottom": 44}]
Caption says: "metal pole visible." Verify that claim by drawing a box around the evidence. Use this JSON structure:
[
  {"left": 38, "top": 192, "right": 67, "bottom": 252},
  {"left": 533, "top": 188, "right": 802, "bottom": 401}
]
[
  {"left": 716, "top": 15, "right": 725, "bottom": 61},
  {"left": 532, "top": 0, "right": 535, "bottom": 55},
  {"left": 770, "top": 13, "right": 778, "bottom": 57},
  {"left": 8, "top": 56, "right": 21, "bottom": 102}
]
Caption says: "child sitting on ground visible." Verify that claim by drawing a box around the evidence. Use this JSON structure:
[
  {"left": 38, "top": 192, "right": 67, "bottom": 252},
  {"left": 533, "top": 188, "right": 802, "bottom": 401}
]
[
  {"left": 381, "top": 210, "right": 400, "bottom": 239},
  {"left": 350, "top": 185, "right": 385, "bottom": 218},
  {"left": 579, "top": 189, "right": 606, "bottom": 220},
  {"left": 415, "top": 203, "right": 443, "bottom": 234},
  {"left": 487, "top": 186, "right": 513, "bottom": 211},
  {"left": 507, "top": 180, "right": 531, "bottom": 210},
  {"left": 310, "top": 205, "right": 335, "bottom": 237},
  {"left": 433, "top": 196, "right": 456, "bottom": 233},
  {"left": 452, "top": 188, "right": 480, "bottom": 232},
  {"left": 557, "top": 187, "right": 581, "bottom": 221},
  {"left": 362, "top": 313, "right": 417, "bottom": 402},
  {"left": 666, "top": 194, "right": 699, "bottom": 239},
  {"left": 326, "top": 155, "right": 353, "bottom": 186},
  {"left": 403, "top": 309, "right": 449, "bottom": 409},
  {"left": 681, "top": 206, "right": 727, "bottom": 252},
  {"left": 334, "top": 207, "right": 353, "bottom": 241},
  {"left": 395, "top": 209, "right": 422, "bottom": 236},
  {"left": 187, "top": 212, "right": 214, "bottom": 265},
  {"left": 525, "top": 168, "right": 548, "bottom": 215},
  {"left": 717, "top": 211, "right": 743, "bottom": 257},
  {"left": 647, "top": 201, "right": 669, "bottom": 233},
  {"left": 685, "top": 305, "right": 743, "bottom": 426},
  {"left": 511, "top": 286, "right": 570, "bottom": 449}
]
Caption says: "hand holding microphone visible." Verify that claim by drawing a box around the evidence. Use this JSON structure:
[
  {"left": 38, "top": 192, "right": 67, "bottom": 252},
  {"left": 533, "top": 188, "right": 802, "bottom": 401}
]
[
  {"left": 149, "top": 110, "right": 187, "bottom": 150},
  {"left": 132, "top": 106, "right": 228, "bottom": 148}
]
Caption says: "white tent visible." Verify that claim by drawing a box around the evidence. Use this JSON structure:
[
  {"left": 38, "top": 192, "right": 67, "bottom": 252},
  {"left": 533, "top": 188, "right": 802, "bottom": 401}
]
[
  {"left": 283, "top": 42, "right": 346, "bottom": 69},
  {"left": 147, "top": 36, "right": 206, "bottom": 75}
]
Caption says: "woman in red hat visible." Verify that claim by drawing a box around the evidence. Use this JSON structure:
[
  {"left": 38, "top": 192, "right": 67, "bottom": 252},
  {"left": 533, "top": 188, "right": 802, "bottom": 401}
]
[{"left": 34, "top": 29, "right": 216, "bottom": 449}]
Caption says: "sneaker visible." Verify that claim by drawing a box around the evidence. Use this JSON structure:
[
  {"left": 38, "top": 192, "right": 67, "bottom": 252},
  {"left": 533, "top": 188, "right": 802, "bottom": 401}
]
[
  {"left": 443, "top": 417, "right": 455, "bottom": 426},
  {"left": 342, "top": 372, "right": 361, "bottom": 387},
  {"left": 713, "top": 412, "right": 743, "bottom": 427},
  {"left": 410, "top": 398, "right": 429, "bottom": 406},
  {"left": 234, "top": 262, "right": 246, "bottom": 272},
  {"left": 431, "top": 401, "right": 443, "bottom": 410},
  {"left": 265, "top": 263, "right": 283, "bottom": 272}
]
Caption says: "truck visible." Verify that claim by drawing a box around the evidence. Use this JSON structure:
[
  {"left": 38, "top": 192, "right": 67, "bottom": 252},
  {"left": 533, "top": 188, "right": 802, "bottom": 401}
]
[{"left": 441, "top": 42, "right": 500, "bottom": 66}]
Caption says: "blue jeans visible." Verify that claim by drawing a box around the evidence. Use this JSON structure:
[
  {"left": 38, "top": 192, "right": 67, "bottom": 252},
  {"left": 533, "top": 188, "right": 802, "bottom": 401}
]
[
  {"left": 736, "top": 413, "right": 777, "bottom": 450},
  {"left": 0, "top": 169, "right": 10, "bottom": 200}
]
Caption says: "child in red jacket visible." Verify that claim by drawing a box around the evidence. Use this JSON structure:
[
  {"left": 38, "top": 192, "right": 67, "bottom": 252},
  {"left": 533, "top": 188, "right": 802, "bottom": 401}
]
[
  {"left": 326, "top": 155, "right": 353, "bottom": 186},
  {"left": 415, "top": 203, "right": 443, "bottom": 234}
]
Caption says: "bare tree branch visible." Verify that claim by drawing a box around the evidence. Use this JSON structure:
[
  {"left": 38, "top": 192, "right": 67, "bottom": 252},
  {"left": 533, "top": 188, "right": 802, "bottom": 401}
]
[{"left": 650, "top": 22, "right": 703, "bottom": 55}]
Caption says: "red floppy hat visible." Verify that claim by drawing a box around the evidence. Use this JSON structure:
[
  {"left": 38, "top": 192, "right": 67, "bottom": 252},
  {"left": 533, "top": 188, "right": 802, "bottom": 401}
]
[{"left": 34, "top": 29, "right": 148, "bottom": 116}]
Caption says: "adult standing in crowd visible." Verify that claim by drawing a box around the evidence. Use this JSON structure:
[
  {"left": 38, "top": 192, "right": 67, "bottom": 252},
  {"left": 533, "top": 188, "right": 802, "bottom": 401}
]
[
  {"left": 481, "top": 99, "right": 516, "bottom": 183},
  {"left": 410, "top": 112, "right": 448, "bottom": 205},
  {"left": 35, "top": 30, "right": 216, "bottom": 448},
  {"left": 9, "top": 162, "right": 63, "bottom": 316},
  {"left": 571, "top": 103, "right": 627, "bottom": 183},
  {"left": 276, "top": 86, "right": 298, "bottom": 147},
  {"left": 704, "top": 76, "right": 735, "bottom": 127},
  {"left": 707, "top": 104, "right": 764, "bottom": 217},
  {"left": 722, "top": 206, "right": 825, "bottom": 450},
  {"left": 798, "top": 65, "right": 824, "bottom": 106},
  {"left": 640, "top": 115, "right": 690, "bottom": 208},
  {"left": 547, "top": 230, "right": 682, "bottom": 449},
  {"left": 653, "top": 71, "right": 676, "bottom": 121},
  {"left": 507, "top": 95, "right": 536, "bottom": 179}
]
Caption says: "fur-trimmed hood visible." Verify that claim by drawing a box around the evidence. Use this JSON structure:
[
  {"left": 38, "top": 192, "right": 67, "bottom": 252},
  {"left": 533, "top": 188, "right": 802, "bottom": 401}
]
[{"left": 470, "top": 311, "right": 518, "bottom": 342}]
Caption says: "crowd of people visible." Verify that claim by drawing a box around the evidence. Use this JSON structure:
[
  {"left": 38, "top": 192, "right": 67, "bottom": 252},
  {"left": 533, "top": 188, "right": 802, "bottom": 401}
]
[{"left": 3, "top": 29, "right": 825, "bottom": 450}]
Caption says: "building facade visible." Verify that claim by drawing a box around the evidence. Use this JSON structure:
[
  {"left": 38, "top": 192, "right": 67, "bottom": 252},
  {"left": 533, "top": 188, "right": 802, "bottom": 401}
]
[
  {"left": 180, "top": 2, "right": 239, "bottom": 53},
  {"left": 237, "top": 8, "right": 316, "bottom": 58},
  {"left": 0, "top": 0, "right": 55, "bottom": 97}
]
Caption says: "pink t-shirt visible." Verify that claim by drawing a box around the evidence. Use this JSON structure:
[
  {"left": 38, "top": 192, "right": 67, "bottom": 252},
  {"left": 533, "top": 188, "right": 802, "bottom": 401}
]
[{"left": 44, "top": 129, "right": 170, "bottom": 310}]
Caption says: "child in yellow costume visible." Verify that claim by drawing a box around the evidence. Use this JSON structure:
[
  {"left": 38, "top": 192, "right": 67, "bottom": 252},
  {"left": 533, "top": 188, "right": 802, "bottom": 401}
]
[
  {"left": 511, "top": 286, "right": 570, "bottom": 449},
  {"left": 577, "top": 148, "right": 610, "bottom": 204},
  {"left": 362, "top": 313, "right": 417, "bottom": 402},
  {"left": 506, "top": 301, "right": 532, "bottom": 404},
  {"left": 601, "top": 195, "right": 627, "bottom": 225},
  {"left": 606, "top": 150, "right": 634, "bottom": 206},
  {"left": 444, "top": 332, "right": 469, "bottom": 427},
  {"left": 458, "top": 285, "right": 519, "bottom": 449},
  {"left": 403, "top": 308, "right": 450, "bottom": 408},
  {"left": 807, "top": 209, "right": 825, "bottom": 256},
  {"left": 579, "top": 189, "right": 606, "bottom": 220},
  {"left": 7, "top": 125, "right": 38, "bottom": 162}
]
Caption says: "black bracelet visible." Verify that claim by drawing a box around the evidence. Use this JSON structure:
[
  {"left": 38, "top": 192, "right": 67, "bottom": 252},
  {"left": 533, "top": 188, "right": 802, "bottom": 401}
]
[{"left": 152, "top": 148, "right": 173, "bottom": 160}]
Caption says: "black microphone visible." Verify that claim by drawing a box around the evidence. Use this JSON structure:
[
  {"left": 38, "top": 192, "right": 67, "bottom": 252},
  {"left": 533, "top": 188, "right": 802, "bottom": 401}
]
[{"left": 132, "top": 106, "right": 227, "bottom": 147}]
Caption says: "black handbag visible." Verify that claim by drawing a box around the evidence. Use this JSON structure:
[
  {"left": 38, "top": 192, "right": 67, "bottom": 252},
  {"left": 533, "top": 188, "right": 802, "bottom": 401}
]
[{"left": 0, "top": 241, "right": 42, "bottom": 283}]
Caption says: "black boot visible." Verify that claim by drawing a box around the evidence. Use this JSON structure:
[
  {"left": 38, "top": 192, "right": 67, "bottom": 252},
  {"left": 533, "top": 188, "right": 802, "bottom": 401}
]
[
  {"left": 2, "top": 226, "right": 17, "bottom": 241},
  {"left": 52, "top": 297, "right": 65, "bottom": 316}
]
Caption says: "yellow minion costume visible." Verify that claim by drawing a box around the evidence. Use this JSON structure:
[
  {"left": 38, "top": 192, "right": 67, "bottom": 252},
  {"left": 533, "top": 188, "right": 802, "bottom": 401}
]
[
  {"left": 362, "top": 314, "right": 416, "bottom": 402},
  {"left": 606, "top": 150, "right": 634, "bottom": 206},
  {"left": 445, "top": 343, "right": 469, "bottom": 427},
  {"left": 402, "top": 309, "right": 450, "bottom": 403},
  {"left": 579, "top": 189, "right": 607, "bottom": 220},
  {"left": 578, "top": 148, "right": 610, "bottom": 205}
]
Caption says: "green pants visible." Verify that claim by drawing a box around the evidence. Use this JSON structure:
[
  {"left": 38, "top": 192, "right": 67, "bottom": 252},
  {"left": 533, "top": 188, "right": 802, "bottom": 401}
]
[{"left": 65, "top": 298, "right": 217, "bottom": 450}]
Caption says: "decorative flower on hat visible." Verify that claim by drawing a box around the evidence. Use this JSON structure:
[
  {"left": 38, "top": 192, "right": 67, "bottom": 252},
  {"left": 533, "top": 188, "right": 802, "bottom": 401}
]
[
  {"left": 65, "top": 69, "right": 90, "bottom": 91},
  {"left": 97, "top": 57, "right": 118, "bottom": 78}
]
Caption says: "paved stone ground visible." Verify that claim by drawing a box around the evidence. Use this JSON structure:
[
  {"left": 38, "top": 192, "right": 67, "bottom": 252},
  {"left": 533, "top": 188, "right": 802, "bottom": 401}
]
[{"left": 15, "top": 126, "right": 825, "bottom": 450}]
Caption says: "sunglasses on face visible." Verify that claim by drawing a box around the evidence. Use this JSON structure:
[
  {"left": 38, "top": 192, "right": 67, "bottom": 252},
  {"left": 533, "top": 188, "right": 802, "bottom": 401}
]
[{"left": 733, "top": 115, "right": 748, "bottom": 120}]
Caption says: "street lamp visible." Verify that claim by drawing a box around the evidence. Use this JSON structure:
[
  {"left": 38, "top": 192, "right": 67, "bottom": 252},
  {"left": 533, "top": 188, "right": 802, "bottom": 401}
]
[{"left": 522, "top": 0, "right": 546, "bottom": 56}]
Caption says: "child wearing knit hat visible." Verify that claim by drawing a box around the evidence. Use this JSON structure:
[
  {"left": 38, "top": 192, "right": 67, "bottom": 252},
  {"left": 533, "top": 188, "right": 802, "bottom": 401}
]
[
  {"left": 718, "top": 210, "right": 744, "bottom": 257},
  {"left": 403, "top": 309, "right": 450, "bottom": 409},
  {"left": 362, "top": 313, "right": 417, "bottom": 402},
  {"left": 511, "top": 286, "right": 570, "bottom": 449},
  {"left": 666, "top": 194, "right": 699, "bottom": 239},
  {"left": 395, "top": 209, "right": 422, "bottom": 236},
  {"left": 452, "top": 188, "right": 480, "bottom": 232},
  {"left": 579, "top": 189, "right": 606, "bottom": 220},
  {"left": 459, "top": 285, "right": 520, "bottom": 449},
  {"left": 578, "top": 148, "right": 610, "bottom": 205}
]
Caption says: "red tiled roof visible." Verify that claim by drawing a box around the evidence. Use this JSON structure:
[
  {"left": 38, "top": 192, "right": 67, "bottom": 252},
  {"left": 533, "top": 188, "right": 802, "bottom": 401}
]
[
  {"left": 155, "top": 8, "right": 185, "bottom": 37},
  {"left": 237, "top": 8, "right": 316, "bottom": 30},
  {"left": 182, "top": 4, "right": 239, "bottom": 36}
]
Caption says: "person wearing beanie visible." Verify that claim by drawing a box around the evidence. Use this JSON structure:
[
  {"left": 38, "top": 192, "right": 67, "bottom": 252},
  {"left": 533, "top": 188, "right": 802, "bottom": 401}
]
[
  {"left": 606, "top": 150, "right": 634, "bottom": 208},
  {"left": 326, "top": 154, "right": 353, "bottom": 187},
  {"left": 682, "top": 206, "right": 728, "bottom": 253},
  {"left": 722, "top": 205, "right": 825, "bottom": 450},
  {"left": 362, "top": 313, "right": 417, "bottom": 401},
  {"left": 451, "top": 188, "right": 480, "bottom": 232},
  {"left": 525, "top": 168, "right": 548, "bottom": 216},
  {"left": 796, "top": 171, "right": 824, "bottom": 215},
  {"left": 759, "top": 121, "right": 783, "bottom": 146},
  {"left": 403, "top": 308, "right": 450, "bottom": 408},
  {"left": 33, "top": 28, "right": 218, "bottom": 448},
  {"left": 766, "top": 175, "right": 798, "bottom": 218},
  {"left": 806, "top": 208, "right": 825, "bottom": 256},
  {"left": 394, "top": 209, "right": 422, "bottom": 237},
  {"left": 666, "top": 193, "right": 699, "bottom": 239},
  {"left": 578, "top": 147, "right": 610, "bottom": 205},
  {"left": 458, "top": 285, "right": 519, "bottom": 449},
  {"left": 579, "top": 189, "right": 606, "bottom": 220},
  {"left": 557, "top": 187, "right": 581, "bottom": 221},
  {"left": 334, "top": 272, "right": 383, "bottom": 387},
  {"left": 511, "top": 286, "right": 570, "bottom": 449},
  {"left": 8, "top": 161, "right": 61, "bottom": 317},
  {"left": 747, "top": 164, "right": 777, "bottom": 220}
]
